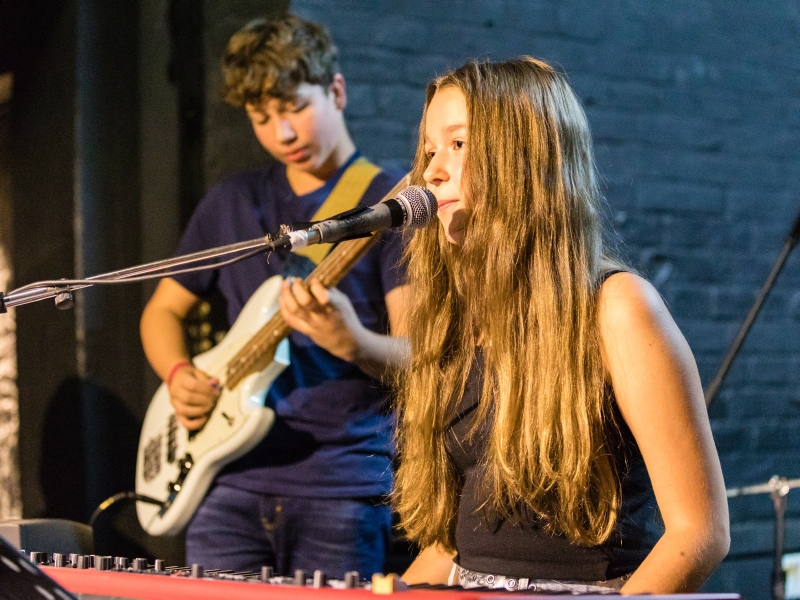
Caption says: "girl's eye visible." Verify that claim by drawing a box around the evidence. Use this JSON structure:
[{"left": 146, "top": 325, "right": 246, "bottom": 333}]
[
  {"left": 454, "top": 140, "right": 465, "bottom": 150},
  {"left": 426, "top": 150, "right": 435, "bottom": 159}
]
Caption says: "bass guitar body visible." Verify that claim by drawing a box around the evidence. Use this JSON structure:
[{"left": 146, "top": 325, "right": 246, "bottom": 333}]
[{"left": 135, "top": 275, "right": 290, "bottom": 536}]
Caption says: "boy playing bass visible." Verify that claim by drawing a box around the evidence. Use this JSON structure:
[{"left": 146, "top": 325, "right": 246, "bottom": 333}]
[{"left": 140, "top": 14, "right": 409, "bottom": 578}]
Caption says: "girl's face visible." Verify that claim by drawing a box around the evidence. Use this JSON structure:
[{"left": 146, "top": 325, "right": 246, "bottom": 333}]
[{"left": 423, "top": 87, "right": 469, "bottom": 245}]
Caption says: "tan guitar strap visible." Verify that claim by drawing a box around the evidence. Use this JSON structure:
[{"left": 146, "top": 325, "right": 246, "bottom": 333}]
[{"left": 293, "top": 156, "right": 382, "bottom": 266}]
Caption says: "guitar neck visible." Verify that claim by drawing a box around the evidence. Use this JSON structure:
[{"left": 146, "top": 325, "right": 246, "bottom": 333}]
[{"left": 225, "top": 174, "right": 410, "bottom": 389}]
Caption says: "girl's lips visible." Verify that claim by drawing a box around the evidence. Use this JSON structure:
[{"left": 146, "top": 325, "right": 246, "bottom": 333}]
[{"left": 437, "top": 199, "right": 459, "bottom": 210}]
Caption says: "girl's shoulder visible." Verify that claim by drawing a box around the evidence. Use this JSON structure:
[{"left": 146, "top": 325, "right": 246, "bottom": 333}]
[{"left": 596, "top": 271, "right": 670, "bottom": 339}]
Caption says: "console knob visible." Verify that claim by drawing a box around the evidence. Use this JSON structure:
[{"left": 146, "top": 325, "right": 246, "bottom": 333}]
[
  {"left": 29, "top": 552, "right": 48, "bottom": 565},
  {"left": 53, "top": 553, "right": 66, "bottom": 568},
  {"left": 154, "top": 559, "right": 165, "bottom": 573},
  {"left": 294, "top": 569, "right": 306, "bottom": 586},
  {"left": 96, "top": 556, "right": 113, "bottom": 571},
  {"left": 133, "top": 557, "right": 148, "bottom": 571},
  {"left": 76, "top": 555, "right": 89, "bottom": 569},
  {"left": 313, "top": 570, "right": 327, "bottom": 588},
  {"left": 260, "top": 566, "right": 274, "bottom": 583},
  {"left": 115, "top": 557, "right": 130, "bottom": 570},
  {"left": 345, "top": 571, "right": 360, "bottom": 588}
]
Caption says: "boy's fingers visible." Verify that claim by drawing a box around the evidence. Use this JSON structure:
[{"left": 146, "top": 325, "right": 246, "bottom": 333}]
[
  {"left": 290, "top": 278, "right": 319, "bottom": 309},
  {"left": 308, "top": 279, "right": 330, "bottom": 306}
]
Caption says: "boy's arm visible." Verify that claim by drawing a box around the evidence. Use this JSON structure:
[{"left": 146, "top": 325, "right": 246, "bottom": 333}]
[
  {"left": 349, "top": 282, "right": 410, "bottom": 377},
  {"left": 140, "top": 278, "right": 221, "bottom": 429}
]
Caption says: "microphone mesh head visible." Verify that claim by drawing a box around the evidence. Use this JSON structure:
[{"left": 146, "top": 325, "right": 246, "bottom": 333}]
[{"left": 395, "top": 186, "right": 438, "bottom": 228}]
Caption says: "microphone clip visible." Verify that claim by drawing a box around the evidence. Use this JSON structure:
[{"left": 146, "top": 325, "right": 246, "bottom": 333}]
[{"left": 0, "top": 292, "right": 5, "bottom": 314}]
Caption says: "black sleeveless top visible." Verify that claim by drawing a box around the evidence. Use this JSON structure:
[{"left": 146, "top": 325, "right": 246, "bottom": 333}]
[{"left": 446, "top": 275, "right": 663, "bottom": 581}]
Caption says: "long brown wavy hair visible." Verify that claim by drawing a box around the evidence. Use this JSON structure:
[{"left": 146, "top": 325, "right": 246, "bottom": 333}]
[{"left": 394, "top": 57, "right": 623, "bottom": 551}]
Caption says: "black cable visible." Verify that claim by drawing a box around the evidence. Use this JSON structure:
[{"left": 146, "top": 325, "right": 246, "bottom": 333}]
[{"left": 89, "top": 491, "right": 164, "bottom": 529}]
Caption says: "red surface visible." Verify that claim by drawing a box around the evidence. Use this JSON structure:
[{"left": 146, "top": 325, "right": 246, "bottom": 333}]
[{"left": 42, "top": 567, "right": 742, "bottom": 600}]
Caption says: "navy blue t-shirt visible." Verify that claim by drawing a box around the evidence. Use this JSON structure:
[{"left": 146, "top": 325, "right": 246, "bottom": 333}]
[{"left": 172, "top": 153, "right": 406, "bottom": 498}]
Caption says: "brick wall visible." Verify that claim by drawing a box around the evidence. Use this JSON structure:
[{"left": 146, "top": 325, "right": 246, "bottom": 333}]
[
  {"left": 203, "top": 0, "right": 289, "bottom": 188},
  {"left": 206, "top": 2, "right": 800, "bottom": 596}
]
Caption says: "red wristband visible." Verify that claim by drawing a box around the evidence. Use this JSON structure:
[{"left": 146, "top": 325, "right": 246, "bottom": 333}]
[{"left": 166, "top": 360, "right": 191, "bottom": 387}]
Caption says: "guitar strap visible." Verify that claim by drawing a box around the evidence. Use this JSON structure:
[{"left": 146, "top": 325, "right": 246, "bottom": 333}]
[{"left": 292, "top": 156, "right": 382, "bottom": 266}]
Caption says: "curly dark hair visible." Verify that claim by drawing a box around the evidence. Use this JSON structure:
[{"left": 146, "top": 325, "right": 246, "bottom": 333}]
[{"left": 222, "top": 13, "right": 340, "bottom": 107}]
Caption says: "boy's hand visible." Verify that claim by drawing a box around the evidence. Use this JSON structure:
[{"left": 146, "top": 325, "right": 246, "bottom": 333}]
[
  {"left": 279, "top": 277, "right": 365, "bottom": 363},
  {"left": 167, "top": 365, "right": 221, "bottom": 430}
]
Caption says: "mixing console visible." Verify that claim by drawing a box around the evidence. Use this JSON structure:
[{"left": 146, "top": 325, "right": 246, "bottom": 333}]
[{"left": 3, "top": 544, "right": 744, "bottom": 600}]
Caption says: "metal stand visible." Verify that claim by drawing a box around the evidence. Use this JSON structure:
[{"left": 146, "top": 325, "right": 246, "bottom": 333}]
[
  {"left": 705, "top": 206, "right": 800, "bottom": 407},
  {"left": 727, "top": 476, "right": 800, "bottom": 600},
  {"left": 0, "top": 234, "right": 288, "bottom": 311},
  {"left": 773, "top": 486, "right": 789, "bottom": 600}
]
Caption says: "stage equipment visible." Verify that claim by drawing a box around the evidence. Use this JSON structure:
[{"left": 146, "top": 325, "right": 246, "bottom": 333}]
[
  {"left": 0, "top": 534, "right": 77, "bottom": 600},
  {"left": 18, "top": 548, "right": 743, "bottom": 600},
  {"left": 0, "top": 519, "right": 93, "bottom": 555},
  {"left": 727, "top": 477, "right": 800, "bottom": 600}
]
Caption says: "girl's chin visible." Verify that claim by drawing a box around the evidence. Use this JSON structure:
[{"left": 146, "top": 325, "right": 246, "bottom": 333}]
[
  {"left": 443, "top": 227, "right": 465, "bottom": 246},
  {"left": 438, "top": 212, "right": 468, "bottom": 246}
]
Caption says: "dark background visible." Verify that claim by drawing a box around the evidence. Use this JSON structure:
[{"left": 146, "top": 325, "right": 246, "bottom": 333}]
[{"left": 2, "top": 1, "right": 800, "bottom": 598}]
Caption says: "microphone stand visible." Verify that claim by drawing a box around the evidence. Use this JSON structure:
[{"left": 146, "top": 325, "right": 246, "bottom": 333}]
[
  {"left": 704, "top": 204, "right": 800, "bottom": 407},
  {"left": 0, "top": 234, "right": 288, "bottom": 313}
]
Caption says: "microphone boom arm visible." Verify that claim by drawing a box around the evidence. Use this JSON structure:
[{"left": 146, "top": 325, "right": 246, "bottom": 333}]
[
  {"left": 0, "top": 234, "right": 289, "bottom": 313},
  {"left": 0, "top": 185, "right": 436, "bottom": 314}
]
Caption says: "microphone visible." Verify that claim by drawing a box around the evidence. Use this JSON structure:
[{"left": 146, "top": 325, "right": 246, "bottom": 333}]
[{"left": 284, "top": 185, "right": 437, "bottom": 251}]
